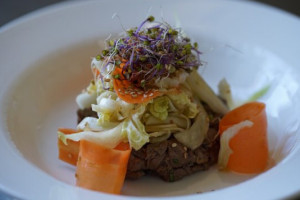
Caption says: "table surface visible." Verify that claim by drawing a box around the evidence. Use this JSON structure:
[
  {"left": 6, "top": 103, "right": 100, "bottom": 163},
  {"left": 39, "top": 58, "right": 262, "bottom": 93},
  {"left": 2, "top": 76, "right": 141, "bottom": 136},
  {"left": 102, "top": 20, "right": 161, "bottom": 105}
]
[
  {"left": 0, "top": 0, "right": 299, "bottom": 200},
  {"left": 0, "top": 0, "right": 299, "bottom": 27}
]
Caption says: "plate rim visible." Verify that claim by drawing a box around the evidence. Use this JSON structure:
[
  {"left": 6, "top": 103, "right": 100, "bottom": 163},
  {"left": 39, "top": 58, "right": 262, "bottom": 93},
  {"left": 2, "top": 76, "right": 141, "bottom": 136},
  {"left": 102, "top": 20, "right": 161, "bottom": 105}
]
[{"left": 1, "top": 0, "right": 300, "bottom": 199}]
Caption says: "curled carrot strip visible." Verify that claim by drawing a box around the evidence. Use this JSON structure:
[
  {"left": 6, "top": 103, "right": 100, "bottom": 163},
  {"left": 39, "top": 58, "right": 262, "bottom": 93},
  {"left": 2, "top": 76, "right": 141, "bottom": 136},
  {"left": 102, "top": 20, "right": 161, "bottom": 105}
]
[
  {"left": 76, "top": 140, "right": 131, "bottom": 194},
  {"left": 57, "top": 128, "right": 79, "bottom": 166},
  {"left": 219, "top": 102, "right": 269, "bottom": 174},
  {"left": 112, "top": 67, "right": 161, "bottom": 104}
]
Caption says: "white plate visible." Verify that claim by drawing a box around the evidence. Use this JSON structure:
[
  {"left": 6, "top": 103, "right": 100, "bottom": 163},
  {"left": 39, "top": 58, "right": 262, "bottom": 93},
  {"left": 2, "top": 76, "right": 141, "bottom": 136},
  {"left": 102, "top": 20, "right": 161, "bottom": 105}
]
[{"left": 1, "top": 0, "right": 300, "bottom": 199}]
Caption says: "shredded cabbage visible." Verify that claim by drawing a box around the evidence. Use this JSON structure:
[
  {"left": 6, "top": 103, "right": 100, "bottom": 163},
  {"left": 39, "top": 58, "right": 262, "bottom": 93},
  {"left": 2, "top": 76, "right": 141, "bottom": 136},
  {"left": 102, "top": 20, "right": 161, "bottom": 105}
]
[
  {"left": 76, "top": 92, "right": 97, "bottom": 110},
  {"left": 77, "top": 117, "right": 105, "bottom": 131},
  {"left": 121, "top": 105, "right": 149, "bottom": 150},
  {"left": 149, "top": 133, "right": 171, "bottom": 143},
  {"left": 92, "top": 91, "right": 134, "bottom": 128},
  {"left": 149, "top": 96, "right": 169, "bottom": 120},
  {"left": 86, "top": 81, "right": 97, "bottom": 94},
  {"left": 145, "top": 124, "right": 184, "bottom": 133},
  {"left": 58, "top": 122, "right": 125, "bottom": 149},
  {"left": 168, "top": 92, "right": 199, "bottom": 118},
  {"left": 59, "top": 104, "right": 149, "bottom": 151},
  {"left": 143, "top": 112, "right": 190, "bottom": 144},
  {"left": 155, "top": 69, "right": 189, "bottom": 89},
  {"left": 144, "top": 113, "right": 190, "bottom": 129}
]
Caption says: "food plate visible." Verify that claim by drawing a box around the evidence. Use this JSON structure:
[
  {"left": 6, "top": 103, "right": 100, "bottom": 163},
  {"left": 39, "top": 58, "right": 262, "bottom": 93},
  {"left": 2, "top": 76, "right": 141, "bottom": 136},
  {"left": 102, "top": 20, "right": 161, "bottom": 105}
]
[{"left": 1, "top": 0, "right": 300, "bottom": 199}]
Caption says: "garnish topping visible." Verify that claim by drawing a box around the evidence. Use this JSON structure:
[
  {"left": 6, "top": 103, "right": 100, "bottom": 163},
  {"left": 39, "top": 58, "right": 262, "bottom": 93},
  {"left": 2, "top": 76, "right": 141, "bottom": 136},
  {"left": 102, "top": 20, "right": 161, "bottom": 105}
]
[{"left": 97, "top": 16, "right": 201, "bottom": 92}]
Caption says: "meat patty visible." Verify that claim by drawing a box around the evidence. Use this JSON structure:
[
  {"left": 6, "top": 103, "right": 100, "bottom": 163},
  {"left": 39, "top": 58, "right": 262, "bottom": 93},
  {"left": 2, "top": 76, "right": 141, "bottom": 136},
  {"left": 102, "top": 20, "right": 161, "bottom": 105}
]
[
  {"left": 126, "top": 131, "right": 219, "bottom": 182},
  {"left": 77, "top": 108, "right": 98, "bottom": 123}
]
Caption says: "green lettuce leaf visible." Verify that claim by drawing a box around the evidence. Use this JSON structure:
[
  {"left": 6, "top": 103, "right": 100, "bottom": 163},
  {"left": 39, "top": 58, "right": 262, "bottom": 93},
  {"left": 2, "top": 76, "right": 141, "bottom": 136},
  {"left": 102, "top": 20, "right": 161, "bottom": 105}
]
[
  {"left": 121, "top": 105, "right": 149, "bottom": 150},
  {"left": 149, "top": 96, "right": 169, "bottom": 120}
]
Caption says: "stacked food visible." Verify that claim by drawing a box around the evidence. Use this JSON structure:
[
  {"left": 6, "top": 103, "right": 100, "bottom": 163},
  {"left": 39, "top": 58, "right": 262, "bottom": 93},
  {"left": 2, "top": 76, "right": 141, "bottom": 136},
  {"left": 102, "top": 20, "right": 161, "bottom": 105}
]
[{"left": 57, "top": 16, "right": 269, "bottom": 194}]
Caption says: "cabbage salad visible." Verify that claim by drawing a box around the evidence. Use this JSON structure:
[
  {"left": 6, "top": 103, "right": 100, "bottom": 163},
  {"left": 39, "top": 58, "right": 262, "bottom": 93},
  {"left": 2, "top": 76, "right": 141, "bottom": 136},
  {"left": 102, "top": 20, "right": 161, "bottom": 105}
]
[{"left": 58, "top": 16, "right": 229, "bottom": 152}]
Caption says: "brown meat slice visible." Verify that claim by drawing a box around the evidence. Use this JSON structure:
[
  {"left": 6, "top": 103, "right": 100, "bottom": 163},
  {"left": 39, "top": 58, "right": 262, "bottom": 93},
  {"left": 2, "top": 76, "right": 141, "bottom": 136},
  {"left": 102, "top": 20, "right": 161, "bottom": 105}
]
[
  {"left": 77, "top": 108, "right": 98, "bottom": 123},
  {"left": 126, "top": 135, "right": 219, "bottom": 182},
  {"left": 146, "top": 141, "right": 168, "bottom": 170}
]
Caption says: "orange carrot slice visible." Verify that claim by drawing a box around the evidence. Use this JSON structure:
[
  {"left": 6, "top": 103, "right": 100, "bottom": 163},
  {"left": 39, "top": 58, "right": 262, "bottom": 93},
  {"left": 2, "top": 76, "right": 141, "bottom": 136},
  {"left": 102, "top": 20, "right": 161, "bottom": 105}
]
[
  {"left": 76, "top": 140, "right": 131, "bottom": 194},
  {"left": 112, "top": 67, "right": 161, "bottom": 104},
  {"left": 218, "top": 102, "right": 268, "bottom": 174},
  {"left": 57, "top": 128, "right": 80, "bottom": 166}
]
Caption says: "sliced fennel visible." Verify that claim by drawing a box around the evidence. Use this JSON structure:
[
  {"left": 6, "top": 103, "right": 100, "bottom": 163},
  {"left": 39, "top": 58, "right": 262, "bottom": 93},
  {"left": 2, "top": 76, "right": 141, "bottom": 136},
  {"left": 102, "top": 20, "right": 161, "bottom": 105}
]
[
  {"left": 174, "top": 103, "right": 209, "bottom": 150},
  {"left": 186, "top": 70, "right": 228, "bottom": 115},
  {"left": 218, "top": 120, "right": 254, "bottom": 170},
  {"left": 218, "top": 78, "right": 235, "bottom": 110},
  {"left": 219, "top": 79, "right": 270, "bottom": 110}
]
